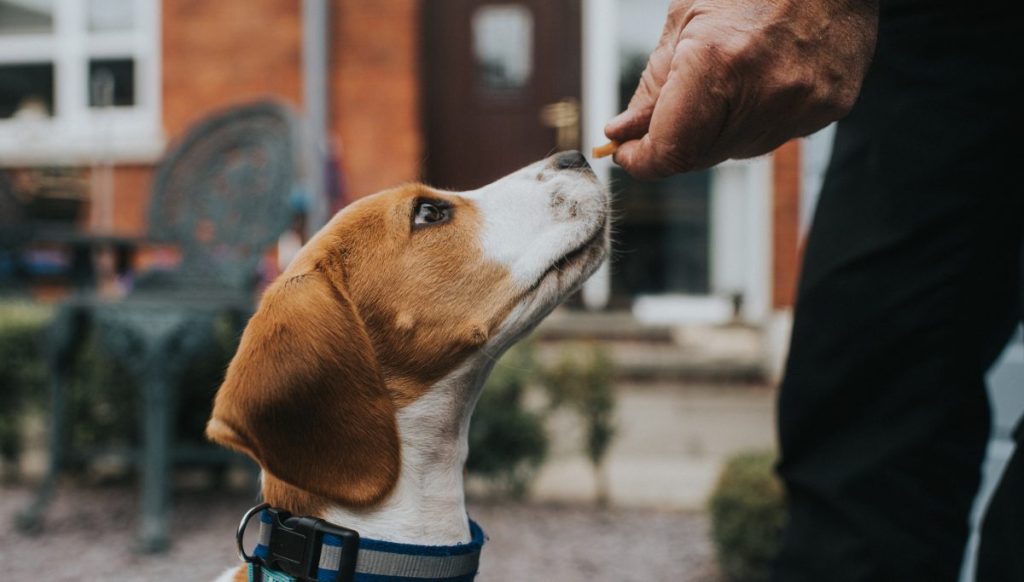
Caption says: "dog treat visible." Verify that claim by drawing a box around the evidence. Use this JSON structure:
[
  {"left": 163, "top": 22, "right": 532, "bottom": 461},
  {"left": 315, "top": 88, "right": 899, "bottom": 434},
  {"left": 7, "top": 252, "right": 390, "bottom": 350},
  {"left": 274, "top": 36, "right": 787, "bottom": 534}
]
[{"left": 591, "top": 141, "right": 619, "bottom": 159}]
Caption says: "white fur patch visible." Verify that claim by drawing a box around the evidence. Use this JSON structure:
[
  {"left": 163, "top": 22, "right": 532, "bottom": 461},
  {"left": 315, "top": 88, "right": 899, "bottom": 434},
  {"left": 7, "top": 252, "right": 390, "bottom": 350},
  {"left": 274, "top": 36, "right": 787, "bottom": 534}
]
[
  {"left": 461, "top": 158, "right": 608, "bottom": 289},
  {"left": 323, "top": 360, "right": 489, "bottom": 545}
]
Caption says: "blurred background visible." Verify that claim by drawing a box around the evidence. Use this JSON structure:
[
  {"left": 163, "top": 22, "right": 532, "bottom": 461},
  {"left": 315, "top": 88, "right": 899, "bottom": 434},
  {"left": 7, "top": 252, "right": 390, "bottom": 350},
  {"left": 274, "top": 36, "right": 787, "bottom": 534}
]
[{"left": 0, "top": 1, "right": 1020, "bottom": 581}]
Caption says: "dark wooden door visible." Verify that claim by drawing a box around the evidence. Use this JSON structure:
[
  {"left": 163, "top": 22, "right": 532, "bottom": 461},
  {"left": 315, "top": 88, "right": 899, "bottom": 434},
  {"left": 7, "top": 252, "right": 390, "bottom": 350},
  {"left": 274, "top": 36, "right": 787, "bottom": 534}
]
[{"left": 423, "top": 0, "right": 582, "bottom": 190}]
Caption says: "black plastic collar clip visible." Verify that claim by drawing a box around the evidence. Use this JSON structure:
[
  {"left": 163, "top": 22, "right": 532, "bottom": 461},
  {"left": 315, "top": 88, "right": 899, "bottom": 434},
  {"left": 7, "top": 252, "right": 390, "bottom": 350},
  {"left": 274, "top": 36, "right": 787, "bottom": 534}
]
[{"left": 237, "top": 502, "right": 360, "bottom": 581}]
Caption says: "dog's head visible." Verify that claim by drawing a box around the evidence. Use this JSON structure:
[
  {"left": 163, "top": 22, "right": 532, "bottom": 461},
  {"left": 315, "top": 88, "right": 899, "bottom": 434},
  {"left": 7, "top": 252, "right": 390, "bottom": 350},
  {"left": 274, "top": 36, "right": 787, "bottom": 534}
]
[{"left": 207, "top": 151, "right": 608, "bottom": 508}]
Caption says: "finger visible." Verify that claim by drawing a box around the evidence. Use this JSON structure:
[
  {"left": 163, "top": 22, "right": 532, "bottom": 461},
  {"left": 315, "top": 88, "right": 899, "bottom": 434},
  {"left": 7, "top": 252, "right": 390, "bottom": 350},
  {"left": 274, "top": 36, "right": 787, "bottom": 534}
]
[
  {"left": 614, "top": 40, "right": 729, "bottom": 178},
  {"left": 604, "top": 4, "right": 689, "bottom": 143},
  {"left": 612, "top": 135, "right": 677, "bottom": 181},
  {"left": 604, "top": 65, "right": 660, "bottom": 143}
]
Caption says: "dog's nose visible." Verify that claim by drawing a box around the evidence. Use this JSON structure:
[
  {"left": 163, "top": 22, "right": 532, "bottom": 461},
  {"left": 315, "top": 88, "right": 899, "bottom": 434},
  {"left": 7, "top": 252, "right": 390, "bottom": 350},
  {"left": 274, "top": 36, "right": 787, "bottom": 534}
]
[{"left": 555, "top": 150, "right": 590, "bottom": 170}]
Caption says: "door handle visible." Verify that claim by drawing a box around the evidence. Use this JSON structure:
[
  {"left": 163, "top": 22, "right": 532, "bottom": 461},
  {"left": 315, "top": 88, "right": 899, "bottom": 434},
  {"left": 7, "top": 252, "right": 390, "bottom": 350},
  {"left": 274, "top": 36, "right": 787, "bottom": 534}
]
[{"left": 540, "top": 98, "right": 580, "bottom": 151}]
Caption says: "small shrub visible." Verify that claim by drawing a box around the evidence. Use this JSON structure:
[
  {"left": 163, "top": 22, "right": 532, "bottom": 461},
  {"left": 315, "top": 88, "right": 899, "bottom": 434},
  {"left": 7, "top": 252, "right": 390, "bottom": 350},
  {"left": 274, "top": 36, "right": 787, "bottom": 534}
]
[
  {"left": 0, "top": 301, "right": 53, "bottom": 462},
  {"left": 0, "top": 299, "right": 239, "bottom": 474},
  {"left": 709, "top": 450, "right": 785, "bottom": 582},
  {"left": 541, "top": 342, "right": 617, "bottom": 506},
  {"left": 467, "top": 342, "right": 548, "bottom": 497},
  {"left": 67, "top": 315, "right": 239, "bottom": 452}
]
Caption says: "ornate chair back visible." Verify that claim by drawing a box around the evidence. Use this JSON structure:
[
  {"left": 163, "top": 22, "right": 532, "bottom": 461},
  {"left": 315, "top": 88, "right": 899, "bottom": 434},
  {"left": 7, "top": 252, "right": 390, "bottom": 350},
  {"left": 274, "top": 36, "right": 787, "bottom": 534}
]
[{"left": 144, "top": 100, "right": 299, "bottom": 294}]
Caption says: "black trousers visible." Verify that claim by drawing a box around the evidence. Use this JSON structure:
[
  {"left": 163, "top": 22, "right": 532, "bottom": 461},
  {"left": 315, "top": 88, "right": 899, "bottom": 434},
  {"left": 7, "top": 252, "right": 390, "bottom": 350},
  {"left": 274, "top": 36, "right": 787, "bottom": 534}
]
[{"left": 772, "top": 2, "right": 1023, "bottom": 581}]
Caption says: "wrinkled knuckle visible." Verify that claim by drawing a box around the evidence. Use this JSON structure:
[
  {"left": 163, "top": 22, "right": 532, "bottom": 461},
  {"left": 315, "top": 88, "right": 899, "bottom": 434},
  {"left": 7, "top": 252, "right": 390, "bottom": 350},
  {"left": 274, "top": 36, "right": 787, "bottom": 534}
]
[
  {"left": 773, "top": 70, "right": 817, "bottom": 104},
  {"left": 704, "top": 32, "right": 756, "bottom": 69},
  {"left": 834, "top": 87, "right": 861, "bottom": 115},
  {"left": 650, "top": 140, "right": 692, "bottom": 176},
  {"left": 817, "top": 85, "right": 858, "bottom": 120},
  {"left": 790, "top": 71, "right": 819, "bottom": 98},
  {"left": 702, "top": 38, "right": 736, "bottom": 67},
  {"left": 665, "top": 4, "right": 685, "bottom": 28},
  {"left": 634, "top": 73, "right": 660, "bottom": 102},
  {"left": 695, "top": 37, "right": 749, "bottom": 94},
  {"left": 664, "top": 2, "right": 692, "bottom": 31}
]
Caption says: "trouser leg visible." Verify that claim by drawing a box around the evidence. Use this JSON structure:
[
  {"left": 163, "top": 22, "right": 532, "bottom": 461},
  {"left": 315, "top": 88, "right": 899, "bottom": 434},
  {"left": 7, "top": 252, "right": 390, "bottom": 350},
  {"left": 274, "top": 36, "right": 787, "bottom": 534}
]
[
  {"left": 771, "top": 7, "right": 1023, "bottom": 576},
  {"left": 976, "top": 417, "right": 1024, "bottom": 580},
  {"left": 773, "top": 164, "right": 1021, "bottom": 581}
]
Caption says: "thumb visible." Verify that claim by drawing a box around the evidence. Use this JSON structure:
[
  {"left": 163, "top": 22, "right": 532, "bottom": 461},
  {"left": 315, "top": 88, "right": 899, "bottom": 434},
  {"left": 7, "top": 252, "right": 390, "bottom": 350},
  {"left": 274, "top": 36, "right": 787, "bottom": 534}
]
[
  {"left": 612, "top": 134, "right": 677, "bottom": 181},
  {"left": 605, "top": 59, "right": 664, "bottom": 144}
]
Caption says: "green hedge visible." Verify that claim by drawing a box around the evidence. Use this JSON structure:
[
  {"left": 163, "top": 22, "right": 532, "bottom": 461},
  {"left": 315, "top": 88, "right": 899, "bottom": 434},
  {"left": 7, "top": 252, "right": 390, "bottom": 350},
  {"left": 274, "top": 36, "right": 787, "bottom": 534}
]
[
  {"left": 0, "top": 301, "right": 52, "bottom": 461},
  {"left": 467, "top": 342, "right": 548, "bottom": 497},
  {"left": 467, "top": 341, "right": 620, "bottom": 501},
  {"left": 541, "top": 342, "right": 616, "bottom": 505},
  {"left": 709, "top": 450, "right": 785, "bottom": 582},
  {"left": 0, "top": 300, "right": 238, "bottom": 470},
  {"left": 2, "top": 300, "right": 615, "bottom": 501},
  {"left": 1, "top": 302, "right": 554, "bottom": 491}
]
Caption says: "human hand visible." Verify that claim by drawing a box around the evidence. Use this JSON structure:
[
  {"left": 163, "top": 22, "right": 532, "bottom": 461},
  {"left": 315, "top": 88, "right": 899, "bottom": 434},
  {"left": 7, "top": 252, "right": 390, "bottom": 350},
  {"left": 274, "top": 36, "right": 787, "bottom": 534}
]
[{"left": 605, "top": 0, "right": 879, "bottom": 179}]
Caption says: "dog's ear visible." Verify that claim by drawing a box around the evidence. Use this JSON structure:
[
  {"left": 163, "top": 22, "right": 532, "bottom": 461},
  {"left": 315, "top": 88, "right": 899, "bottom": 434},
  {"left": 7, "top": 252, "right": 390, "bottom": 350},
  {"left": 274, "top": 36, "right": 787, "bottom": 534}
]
[{"left": 207, "top": 268, "right": 400, "bottom": 506}]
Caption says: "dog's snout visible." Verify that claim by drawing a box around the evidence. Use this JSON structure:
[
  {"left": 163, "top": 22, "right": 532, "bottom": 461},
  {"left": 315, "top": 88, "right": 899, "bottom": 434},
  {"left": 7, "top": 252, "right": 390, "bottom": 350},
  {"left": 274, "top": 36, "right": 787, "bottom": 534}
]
[{"left": 554, "top": 150, "right": 590, "bottom": 170}]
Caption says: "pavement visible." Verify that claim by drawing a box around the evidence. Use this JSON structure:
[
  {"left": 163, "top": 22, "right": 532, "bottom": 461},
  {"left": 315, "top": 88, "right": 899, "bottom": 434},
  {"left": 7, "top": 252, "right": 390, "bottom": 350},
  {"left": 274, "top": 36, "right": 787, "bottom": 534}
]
[
  {"left": 1, "top": 313, "right": 774, "bottom": 579},
  {"left": 0, "top": 377, "right": 767, "bottom": 580},
  {"left": 526, "top": 382, "right": 776, "bottom": 510},
  {"left": 535, "top": 311, "right": 770, "bottom": 383},
  {"left": 0, "top": 485, "right": 721, "bottom": 581},
  {"left": 529, "top": 311, "right": 778, "bottom": 509}
]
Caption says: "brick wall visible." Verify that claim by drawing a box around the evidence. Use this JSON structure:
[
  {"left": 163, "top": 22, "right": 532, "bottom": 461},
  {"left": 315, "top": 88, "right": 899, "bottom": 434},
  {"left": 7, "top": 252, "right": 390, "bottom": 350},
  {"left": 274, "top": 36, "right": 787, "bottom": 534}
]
[
  {"left": 105, "top": 0, "right": 303, "bottom": 235},
  {"left": 107, "top": 0, "right": 423, "bottom": 234},
  {"left": 330, "top": 0, "right": 422, "bottom": 200},
  {"left": 104, "top": 165, "right": 151, "bottom": 235},
  {"left": 772, "top": 140, "right": 801, "bottom": 309},
  {"left": 162, "top": 0, "right": 303, "bottom": 138}
]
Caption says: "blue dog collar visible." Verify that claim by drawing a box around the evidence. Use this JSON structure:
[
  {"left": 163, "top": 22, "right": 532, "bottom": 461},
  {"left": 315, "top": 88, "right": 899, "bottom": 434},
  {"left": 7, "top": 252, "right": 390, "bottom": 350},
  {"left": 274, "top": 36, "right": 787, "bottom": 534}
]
[{"left": 240, "top": 504, "right": 485, "bottom": 582}]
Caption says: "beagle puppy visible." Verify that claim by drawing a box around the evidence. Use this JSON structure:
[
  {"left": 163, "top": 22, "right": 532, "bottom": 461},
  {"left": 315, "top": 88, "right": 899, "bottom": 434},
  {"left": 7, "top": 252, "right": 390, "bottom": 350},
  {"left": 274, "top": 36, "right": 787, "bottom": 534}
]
[{"left": 208, "top": 151, "right": 608, "bottom": 581}]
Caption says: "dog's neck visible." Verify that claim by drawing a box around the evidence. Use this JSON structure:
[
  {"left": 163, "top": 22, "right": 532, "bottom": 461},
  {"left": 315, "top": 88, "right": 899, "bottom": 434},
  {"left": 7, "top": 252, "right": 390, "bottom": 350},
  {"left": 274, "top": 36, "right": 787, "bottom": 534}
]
[{"left": 264, "top": 359, "right": 492, "bottom": 546}]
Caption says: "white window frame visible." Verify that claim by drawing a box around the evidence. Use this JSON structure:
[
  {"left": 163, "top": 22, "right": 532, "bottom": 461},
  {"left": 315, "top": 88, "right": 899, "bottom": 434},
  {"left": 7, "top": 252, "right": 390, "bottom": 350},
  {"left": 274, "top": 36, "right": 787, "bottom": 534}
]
[{"left": 0, "top": 0, "right": 164, "bottom": 166}]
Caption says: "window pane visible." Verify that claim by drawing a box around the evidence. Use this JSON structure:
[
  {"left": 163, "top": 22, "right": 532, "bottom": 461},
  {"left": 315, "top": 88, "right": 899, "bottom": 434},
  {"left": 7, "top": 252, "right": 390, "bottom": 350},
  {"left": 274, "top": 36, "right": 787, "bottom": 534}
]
[
  {"left": 89, "top": 58, "right": 135, "bottom": 107},
  {"left": 0, "top": 0, "right": 55, "bottom": 35},
  {"left": 0, "top": 63, "right": 54, "bottom": 119},
  {"left": 88, "top": 0, "right": 135, "bottom": 32},
  {"left": 472, "top": 4, "right": 533, "bottom": 91}
]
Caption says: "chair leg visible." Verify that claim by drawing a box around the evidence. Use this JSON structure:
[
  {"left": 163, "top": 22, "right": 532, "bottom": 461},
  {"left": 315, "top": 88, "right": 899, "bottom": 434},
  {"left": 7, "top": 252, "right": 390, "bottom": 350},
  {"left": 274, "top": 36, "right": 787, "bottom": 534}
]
[
  {"left": 15, "top": 372, "right": 67, "bottom": 533},
  {"left": 137, "top": 372, "right": 175, "bottom": 553}
]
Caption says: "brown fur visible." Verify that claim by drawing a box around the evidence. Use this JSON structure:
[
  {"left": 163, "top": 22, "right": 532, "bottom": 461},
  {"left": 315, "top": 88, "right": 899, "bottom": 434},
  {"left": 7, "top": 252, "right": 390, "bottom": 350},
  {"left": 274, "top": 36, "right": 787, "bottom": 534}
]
[{"left": 207, "top": 184, "right": 521, "bottom": 518}]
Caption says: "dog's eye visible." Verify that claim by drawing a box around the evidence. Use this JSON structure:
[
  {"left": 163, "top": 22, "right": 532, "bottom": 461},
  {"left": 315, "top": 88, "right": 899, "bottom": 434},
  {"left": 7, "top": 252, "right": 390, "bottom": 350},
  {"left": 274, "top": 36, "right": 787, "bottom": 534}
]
[{"left": 413, "top": 201, "right": 450, "bottom": 227}]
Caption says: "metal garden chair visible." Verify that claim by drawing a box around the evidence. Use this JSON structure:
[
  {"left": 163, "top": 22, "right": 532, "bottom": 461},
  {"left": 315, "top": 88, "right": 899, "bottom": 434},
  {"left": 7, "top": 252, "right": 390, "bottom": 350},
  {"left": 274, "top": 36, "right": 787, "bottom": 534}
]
[{"left": 15, "top": 100, "right": 300, "bottom": 552}]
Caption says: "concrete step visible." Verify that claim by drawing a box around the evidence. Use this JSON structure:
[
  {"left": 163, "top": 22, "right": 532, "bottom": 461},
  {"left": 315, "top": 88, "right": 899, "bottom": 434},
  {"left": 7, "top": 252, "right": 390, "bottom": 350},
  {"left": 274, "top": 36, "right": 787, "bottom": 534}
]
[
  {"left": 535, "top": 313, "right": 768, "bottom": 384},
  {"left": 521, "top": 383, "right": 777, "bottom": 510},
  {"left": 535, "top": 309, "right": 675, "bottom": 342}
]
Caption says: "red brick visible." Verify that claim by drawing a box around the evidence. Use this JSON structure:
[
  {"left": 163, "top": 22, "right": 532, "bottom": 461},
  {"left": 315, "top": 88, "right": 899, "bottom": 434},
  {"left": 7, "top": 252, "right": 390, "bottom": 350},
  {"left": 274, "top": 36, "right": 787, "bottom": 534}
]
[
  {"left": 330, "top": 0, "right": 422, "bottom": 200},
  {"left": 772, "top": 140, "right": 801, "bottom": 309},
  {"left": 102, "top": 0, "right": 424, "bottom": 233},
  {"left": 161, "top": 0, "right": 303, "bottom": 138}
]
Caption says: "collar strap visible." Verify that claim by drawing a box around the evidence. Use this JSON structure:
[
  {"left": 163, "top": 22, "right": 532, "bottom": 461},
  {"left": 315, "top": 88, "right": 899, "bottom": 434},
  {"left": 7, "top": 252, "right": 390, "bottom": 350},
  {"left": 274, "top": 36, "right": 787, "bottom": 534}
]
[{"left": 239, "top": 504, "right": 485, "bottom": 582}]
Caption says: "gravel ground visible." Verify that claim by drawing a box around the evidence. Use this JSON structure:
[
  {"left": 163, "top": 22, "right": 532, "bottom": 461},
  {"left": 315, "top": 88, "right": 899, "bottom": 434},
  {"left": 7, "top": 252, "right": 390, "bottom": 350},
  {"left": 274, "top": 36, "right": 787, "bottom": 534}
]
[{"left": 0, "top": 484, "right": 720, "bottom": 581}]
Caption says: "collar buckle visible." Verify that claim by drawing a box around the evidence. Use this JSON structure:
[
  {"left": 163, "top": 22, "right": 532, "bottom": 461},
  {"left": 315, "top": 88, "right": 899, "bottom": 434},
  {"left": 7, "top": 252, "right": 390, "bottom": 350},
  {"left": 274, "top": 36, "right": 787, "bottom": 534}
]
[{"left": 238, "top": 503, "right": 360, "bottom": 582}]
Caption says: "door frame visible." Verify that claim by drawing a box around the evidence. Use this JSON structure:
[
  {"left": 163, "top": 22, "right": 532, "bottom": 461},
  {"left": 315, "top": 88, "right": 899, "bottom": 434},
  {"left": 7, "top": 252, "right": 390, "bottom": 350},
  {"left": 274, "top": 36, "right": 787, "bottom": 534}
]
[
  {"left": 579, "top": 0, "right": 617, "bottom": 310},
  {"left": 581, "top": 0, "right": 774, "bottom": 322}
]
